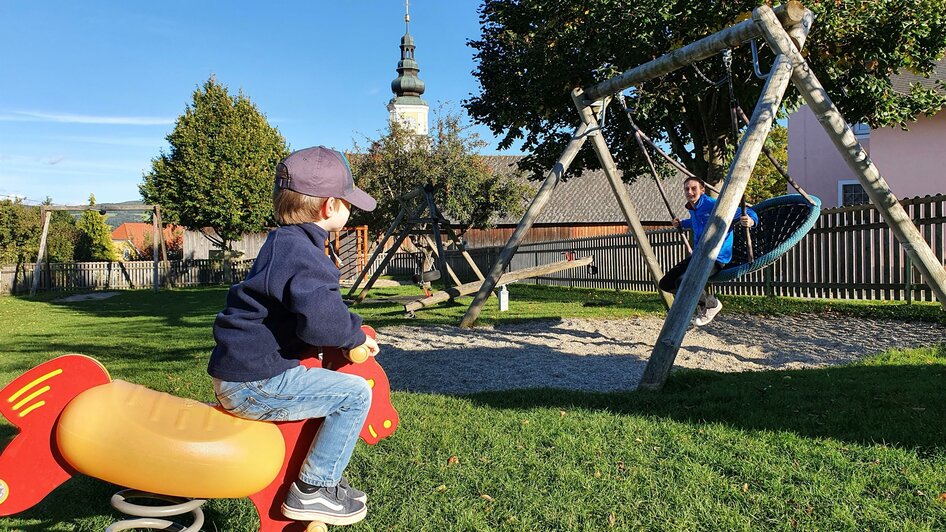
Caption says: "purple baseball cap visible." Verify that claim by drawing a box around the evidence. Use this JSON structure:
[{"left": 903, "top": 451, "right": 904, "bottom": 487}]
[{"left": 275, "top": 146, "right": 377, "bottom": 212}]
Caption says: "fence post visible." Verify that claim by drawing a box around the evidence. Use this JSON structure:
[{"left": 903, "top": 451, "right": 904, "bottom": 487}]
[
  {"left": 763, "top": 265, "right": 774, "bottom": 297},
  {"left": 904, "top": 254, "right": 913, "bottom": 305}
]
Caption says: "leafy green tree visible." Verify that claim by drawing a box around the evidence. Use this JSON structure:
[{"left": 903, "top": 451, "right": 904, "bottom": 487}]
[
  {"left": 75, "top": 195, "right": 118, "bottom": 262},
  {"left": 140, "top": 76, "right": 289, "bottom": 252},
  {"left": 0, "top": 198, "right": 77, "bottom": 266},
  {"left": 348, "top": 109, "right": 532, "bottom": 238},
  {"left": 466, "top": 0, "right": 946, "bottom": 189},
  {"left": 744, "top": 124, "right": 790, "bottom": 204},
  {"left": 0, "top": 199, "right": 38, "bottom": 265}
]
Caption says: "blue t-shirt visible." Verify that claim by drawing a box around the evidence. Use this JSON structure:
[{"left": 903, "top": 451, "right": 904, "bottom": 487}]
[
  {"left": 207, "top": 223, "right": 366, "bottom": 382},
  {"left": 680, "top": 194, "right": 759, "bottom": 265}
]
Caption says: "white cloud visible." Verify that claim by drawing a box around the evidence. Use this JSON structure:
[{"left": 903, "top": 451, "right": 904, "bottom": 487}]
[{"left": 0, "top": 110, "right": 174, "bottom": 126}]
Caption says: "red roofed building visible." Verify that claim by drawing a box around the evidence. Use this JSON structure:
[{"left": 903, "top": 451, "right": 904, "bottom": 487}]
[{"left": 110, "top": 222, "right": 183, "bottom": 260}]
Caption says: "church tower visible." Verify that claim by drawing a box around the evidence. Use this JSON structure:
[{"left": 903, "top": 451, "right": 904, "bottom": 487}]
[{"left": 387, "top": 1, "right": 428, "bottom": 136}]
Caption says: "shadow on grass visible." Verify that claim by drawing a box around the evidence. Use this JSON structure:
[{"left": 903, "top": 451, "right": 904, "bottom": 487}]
[
  {"left": 464, "top": 360, "right": 946, "bottom": 453},
  {"left": 34, "top": 287, "right": 229, "bottom": 328}
]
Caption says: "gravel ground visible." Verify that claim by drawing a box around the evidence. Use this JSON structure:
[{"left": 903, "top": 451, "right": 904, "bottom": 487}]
[{"left": 374, "top": 314, "right": 946, "bottom": 394}]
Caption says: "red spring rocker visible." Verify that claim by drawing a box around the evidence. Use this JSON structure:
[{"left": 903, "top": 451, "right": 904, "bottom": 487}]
[{"left": 0, "top": 325, "right": 398, "bottom": 531}]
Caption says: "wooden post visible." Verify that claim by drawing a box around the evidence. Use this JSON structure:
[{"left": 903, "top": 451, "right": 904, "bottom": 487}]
[
  {"left": 459, "top": 120, "right": 594, "bottom": 328},
  {"left": 574, "top": 89, "right": 673, "bottom": 308},
  {"left": 905, "top": 254, "right": 913, "bottom": 304},
  {"left": 152, "top": 206, "right": 160, "bottom": 292},
  {"left": 155, "top": 206, "right": 168, "bottom": 262},
  {"left": 640, "top": 9, "right": 799, "bottom": 390},
  {"left": 30, "top": 209, "right": 52, "bottom": 296},
  {"left": 764, "top": 265, "right": 774, "bottom": 297}
]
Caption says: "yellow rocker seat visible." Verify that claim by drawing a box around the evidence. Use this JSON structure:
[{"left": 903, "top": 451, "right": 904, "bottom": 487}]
[{"left": 56, "top": 380, "right": 285, "bottom": 499}]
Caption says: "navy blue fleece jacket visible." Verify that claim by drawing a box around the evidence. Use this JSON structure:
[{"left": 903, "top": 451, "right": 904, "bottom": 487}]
[
  {"left": 207, "top": 223, "right": 366, "bottom": 382},
  {"left": 680, "top": 194, "right": 759, "bottom": 265}
]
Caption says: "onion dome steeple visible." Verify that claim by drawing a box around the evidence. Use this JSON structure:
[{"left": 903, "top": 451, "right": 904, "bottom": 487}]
[
  {"left": 390, "top": 4, "right": 426, "bottom": 103},
  {"left": 387, "top": 0, "right": 429, "bottom": 135}
]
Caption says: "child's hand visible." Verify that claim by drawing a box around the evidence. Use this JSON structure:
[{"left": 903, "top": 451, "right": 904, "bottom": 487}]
[
  {"left": 671, "top": 217, "right": 681, "bottom": 229},
  {"left": 363, "top": 336, "right": 380, "bottom": 357},
  {"left": 739, "top": 215, "right": 755, "bottom": 228}
]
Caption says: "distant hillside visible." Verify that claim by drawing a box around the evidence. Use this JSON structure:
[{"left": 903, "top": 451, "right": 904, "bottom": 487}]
[
  {"left": 62, "top": 200, "right": 153, "bottom": 229},
  {"left": 100, "top": 201, "right": 152, "bottom": 229}
]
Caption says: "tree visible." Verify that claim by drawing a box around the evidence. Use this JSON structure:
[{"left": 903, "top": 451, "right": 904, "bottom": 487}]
[
  {"left": 0, "top": 198, "right": 77, "bottom": 266},
  {"left": 75, "top": 195, "right": 118, "bottom": 262},
  {"left": 140, "top": 77, "right": 289, "bottom": 252},
  {"left": 0, "top": 199, "right": 39, "bottom": 266},
  {"left": 348, "top": 108, "right": 532, "bottom": 237},
  {"left": 466, "top": 0, "right": 946, "bottom": 189},
  {"left": 744, "top": 124, "right": 790, "bottom": 204},
  {"left": 140, "top": 226, "right": 184, "bottom": 261}
]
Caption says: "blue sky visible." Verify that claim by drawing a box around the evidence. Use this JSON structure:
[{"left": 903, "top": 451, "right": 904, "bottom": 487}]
[{"left": 0, "top": 0, "right": 514, "bottom": 206}]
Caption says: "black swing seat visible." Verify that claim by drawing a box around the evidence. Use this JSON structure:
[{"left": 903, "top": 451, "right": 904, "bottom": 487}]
[{"left": 710, "top": 194, "right": 822, "bottom": 282}]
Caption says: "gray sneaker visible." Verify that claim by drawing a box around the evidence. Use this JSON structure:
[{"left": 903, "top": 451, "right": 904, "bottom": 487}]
[
  {"left": 339, "top": 475, "right": 367, "bottom": 503},
  {"left": 694, "top": 300, "right": 722, "bottom": 326},
  {"left": 281, "top": 482, "right": 367, "bottom": 525}
]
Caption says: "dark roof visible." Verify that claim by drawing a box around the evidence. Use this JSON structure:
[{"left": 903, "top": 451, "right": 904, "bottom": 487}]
[
  {"left": 890, "top": 57, "right": 946, "bottom": 94},
  {"left": 484, "top": 155, "right": 684, "bottom": 225}
]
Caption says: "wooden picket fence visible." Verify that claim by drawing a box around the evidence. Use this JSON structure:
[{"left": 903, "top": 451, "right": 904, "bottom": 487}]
[
  {"left": 390, "top": 194, "right": 946, "bottom": 303},
  {"left": 0, "top": 259, "right": 256, "bottom": 296},
  {"left": 3, "top": 195, "right": 944, "bottom": 302}
]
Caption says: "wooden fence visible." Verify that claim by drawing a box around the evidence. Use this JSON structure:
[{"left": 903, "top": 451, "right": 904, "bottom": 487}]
[
  {"left": 4, "top": 195, "right": 944, "bottom": 302},
  {"left": 519, "top": 195, "right": 945, "bottom": 302},
  {"left": 1, "top": 259, "right": 257, "bottom": 295},
  {"left": 376, "top": 194, "right": 946, "bottom": 303}
]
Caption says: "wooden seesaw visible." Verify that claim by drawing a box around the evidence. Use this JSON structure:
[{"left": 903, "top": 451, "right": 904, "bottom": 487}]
[
  {"left": 0, "top": 326, "right": 397, "bottom": 532},
  {"left": 403, "top": 256, "right": 594, "bottom": 316}
]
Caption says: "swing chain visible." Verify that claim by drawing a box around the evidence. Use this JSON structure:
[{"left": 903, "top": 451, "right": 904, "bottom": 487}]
[
  {"left": 691, "top": 61, "right": 727, "bottom": 88},
  {"left": 722, "top": 48, "right": 733, "bottom": 73}
]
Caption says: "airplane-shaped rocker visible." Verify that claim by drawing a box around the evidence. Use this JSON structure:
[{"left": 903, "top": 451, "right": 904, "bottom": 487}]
[{"left": 0, "top": 326, "right": 398, "bottom": 531}]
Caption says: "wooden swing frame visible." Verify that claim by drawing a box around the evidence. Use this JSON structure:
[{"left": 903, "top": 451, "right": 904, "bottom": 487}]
[
  {"left": 31, "top": 203, "right": 166, "bottom": 295},
  {"left": 459, "top": 1, "right": 946, "bottom": 391}
]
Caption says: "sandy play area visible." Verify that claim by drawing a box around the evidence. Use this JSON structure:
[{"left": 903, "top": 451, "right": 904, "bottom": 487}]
[{"left": 374, "top": 314, "right": 946, "bottom": 394}]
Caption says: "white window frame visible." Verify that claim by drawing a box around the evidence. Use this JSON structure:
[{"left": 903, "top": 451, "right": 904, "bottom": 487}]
[{"left": 838, "top": 179, "right": 870, "bottom": 207}]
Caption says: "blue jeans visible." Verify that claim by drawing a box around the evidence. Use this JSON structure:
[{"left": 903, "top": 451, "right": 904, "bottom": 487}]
[{"left": 213, "top": 364, "right": 372, "bottom": 487}]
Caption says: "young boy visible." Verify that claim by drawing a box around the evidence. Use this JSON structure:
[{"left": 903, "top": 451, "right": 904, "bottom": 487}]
[
  {"left": 660, "top": 176, "right": 758, "bottom": 326},
  {"left": 208, "top": 146, "right": 379, "bottom": 526}
]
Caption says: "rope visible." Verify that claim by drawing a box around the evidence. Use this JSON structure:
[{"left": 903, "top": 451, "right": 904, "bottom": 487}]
[
  {"left": 723, "top": 49, "right": 755, "bottom": 262},
  {"left": 615, "top": 92, "right": 721, "bottom": 195},
  {"left": 732, "top": 103, "right": 817, "bottom": 205},
  {"left": 617, "top": 93, "right": 692, "bottom": 252}
]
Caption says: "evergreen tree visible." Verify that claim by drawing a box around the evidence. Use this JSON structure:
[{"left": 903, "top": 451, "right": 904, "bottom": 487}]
[{"left": 75, "top": 195, "right": 118, "bottom": 262}]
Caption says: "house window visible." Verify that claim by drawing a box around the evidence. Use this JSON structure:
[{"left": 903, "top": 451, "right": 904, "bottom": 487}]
[
  {"left": 838, "top": 180, "right": 870, "bottom": 206},
  {"left": 851, "top": 122, "right": 870, "bottom": 138}
]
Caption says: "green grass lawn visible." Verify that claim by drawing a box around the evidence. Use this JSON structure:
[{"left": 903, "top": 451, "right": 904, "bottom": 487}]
[{"left": 1, "top": 286, "right": 944, "bottom": 530}]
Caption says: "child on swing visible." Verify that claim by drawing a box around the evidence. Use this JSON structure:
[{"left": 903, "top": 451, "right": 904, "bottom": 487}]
[
  {"left": 207, "top": 146, "right": 379, "bottom": 526},
  {"left": 661, "top": 176, "right": 758, "bottom": 326}
]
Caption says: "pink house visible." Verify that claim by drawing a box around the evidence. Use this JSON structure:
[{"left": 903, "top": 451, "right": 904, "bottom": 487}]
[{"left": 788, "top": 59, "right": 946, "bottom": 206}]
